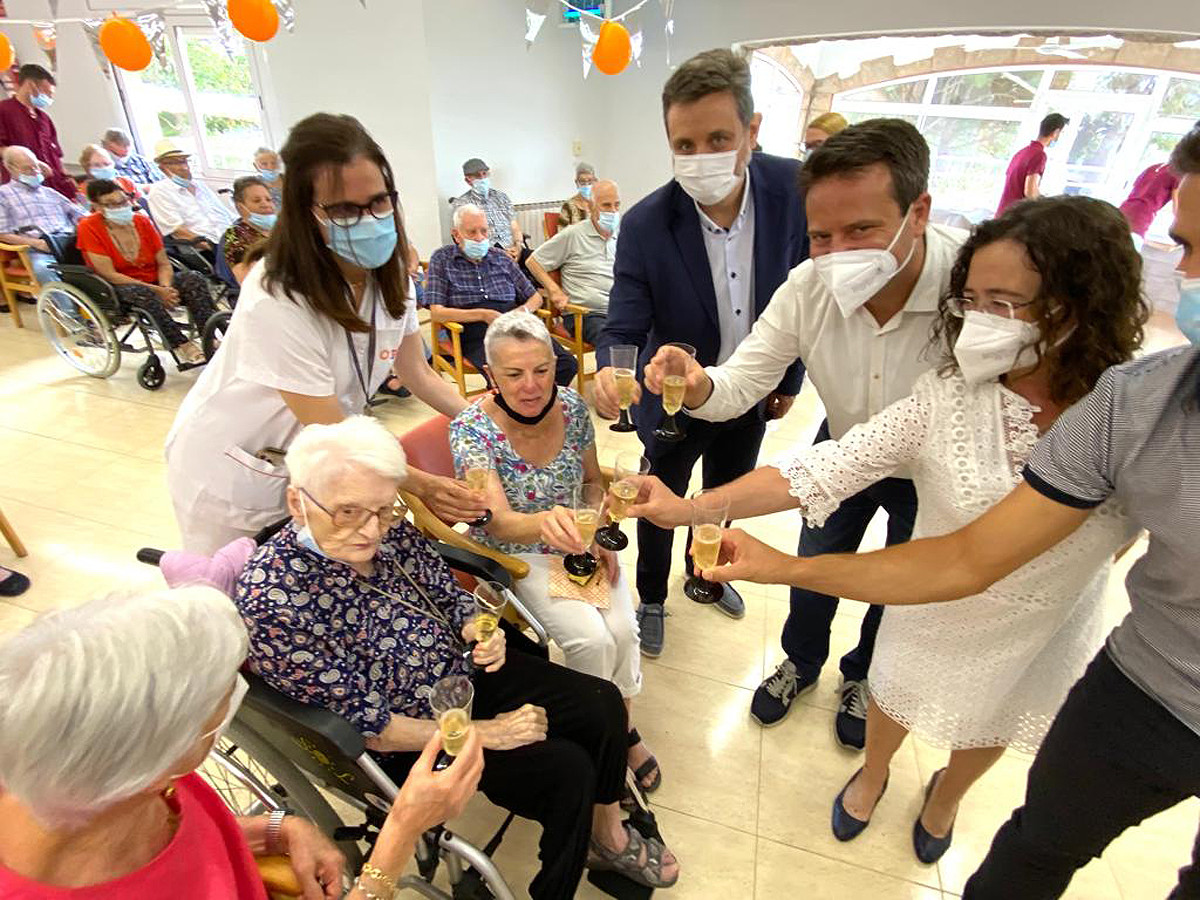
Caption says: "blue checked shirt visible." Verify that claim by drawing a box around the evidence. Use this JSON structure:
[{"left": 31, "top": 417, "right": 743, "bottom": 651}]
[
  {"left": 424, "top": 243, "right": 536, "bottom": 310},
  {"left": 452, "top": 187, "right": 516, "bottom": 247},
  {"left": 0, "top": 180, "right": 85, "bottom": 235},
  {"left": 113, "top": 151, "right": 164, "bottom": 184}
]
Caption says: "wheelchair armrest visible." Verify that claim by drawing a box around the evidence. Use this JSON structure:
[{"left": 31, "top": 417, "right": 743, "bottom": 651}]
[
  {"left": 431, "top": 541, "right": 514, "bottom": 589},
  {"left": 399, "top": 489, "right": 530, "bottom": 580},
  {"left": 243, "top": 670, "right": 367, "bottom": 760}
]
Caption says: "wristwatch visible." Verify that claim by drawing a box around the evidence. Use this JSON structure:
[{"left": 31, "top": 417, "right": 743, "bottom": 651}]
[{"left": 265, "top": 808, "right": 291, "bottom": 855}]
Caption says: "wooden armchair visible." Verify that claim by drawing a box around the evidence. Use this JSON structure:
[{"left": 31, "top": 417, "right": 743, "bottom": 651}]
[
  {"left": 535, "top": 270, "right": 595, "bottom": 391},
  {"left": 428, "top": 311, "right": 489, "bottom": 401},
  {"left": 0, "top": 242, "right": 40, "bottom": 329}
]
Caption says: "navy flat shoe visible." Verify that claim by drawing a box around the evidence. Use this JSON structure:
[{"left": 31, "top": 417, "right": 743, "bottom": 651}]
[
  {"left": 913, "top": 767, "right": 955, "bottom": 864},
  {"left": 831, "top": 768, "right": 888, "bottom": 842}
]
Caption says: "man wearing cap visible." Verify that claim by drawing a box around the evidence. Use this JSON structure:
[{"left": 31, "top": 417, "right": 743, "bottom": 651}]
[
  {"left": 452, "top": 158, "right": 523, "bottom": 260},
  {"left": 146, "top": 140, "right": 234, "bottom": 254},
  {"left": 0, "top": 64, "right": 76, "bottom": 199}
]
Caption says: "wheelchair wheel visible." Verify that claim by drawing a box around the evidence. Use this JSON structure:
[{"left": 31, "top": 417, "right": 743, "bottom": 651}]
[
  {"left": 213, "top": 721, "right": 366, "bottom": 869},
  {"left": 36, "top": 282, "right": 121, "bottom": 378},
  {"left": 136, "top": 356, "right": 166, "bottom": 391},
  {"left": 202, "top": 309, "right": 232, "bottom": 360}
]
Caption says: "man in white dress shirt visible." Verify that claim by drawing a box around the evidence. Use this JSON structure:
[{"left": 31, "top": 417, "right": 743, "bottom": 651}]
[
  {"left": 146, "top": 139, "right": 234, "bottom": 258},
  {"left": 635, "top": 119, "right": 968, "bottom": 748}
]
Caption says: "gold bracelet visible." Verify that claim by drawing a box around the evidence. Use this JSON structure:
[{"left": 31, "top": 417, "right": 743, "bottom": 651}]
[
  {"left": 351, "top": 878, "right": 387, "bottom": 900},
  {"left": 359, "top": 863, "right": 398, "bottom": 891}
]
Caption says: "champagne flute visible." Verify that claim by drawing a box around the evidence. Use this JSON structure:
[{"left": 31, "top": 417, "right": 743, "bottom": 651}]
[
  {"left": 595, "top": 451, "right": 649, "bottom": 551},
  {"left": 472, "top": 580, "right": 508, "bottom": 646},
  {"left": 653, "top": 342, "right": 696, "bottom": 444},
  {"left": 609, "top": 344, "right": 639, "bottom": 433},
  {"left": 429, "top": 674, "right": 474, "bottom": 771},
  {"left": 684, "top": 489, "right": 730, "bottom": 604},
  {"left": 462, "top": 450, "right": 492, "bottom": 527},
  {"left": 563, "top": 482, "right": 604, "bottom": 585}
]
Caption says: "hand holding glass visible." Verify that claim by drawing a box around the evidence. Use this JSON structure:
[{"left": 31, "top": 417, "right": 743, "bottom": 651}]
[
  {"left": 472, "top": 580, "right": 508, "bottom": 646},
  {"left": 653, "top": 343, "right": 696, "bottom": 444},
  {"left": 564, "top": 482, "right": 604, "bottom": 584},
  {"left": 462, "top": 451, "right": 492, "bottom": 527},
  {"left": 596, "top": 452, "right": 649, "bottom": 551},
  {"left": 684, "top": 490, "right": 730, "bottom": 604},
  {"left": 429, "top": 675, "right": 474, "bottom": 771},
  {"left": 609, "top": 344, "right": 638, "bottom": 433}
]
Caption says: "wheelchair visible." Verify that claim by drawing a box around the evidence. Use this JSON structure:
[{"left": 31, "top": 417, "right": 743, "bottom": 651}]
[{"left": 34, "top": 231, "right": 233, "bottom": 390}]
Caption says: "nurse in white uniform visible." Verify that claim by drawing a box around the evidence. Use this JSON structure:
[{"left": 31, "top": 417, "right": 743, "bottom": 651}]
[{"left": 166, "top": 113, "right": 483, "bottom": 553}]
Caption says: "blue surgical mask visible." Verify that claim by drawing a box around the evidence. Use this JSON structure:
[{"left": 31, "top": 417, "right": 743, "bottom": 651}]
[
  {"left": 461, "top": 237, "right": 490, "bottom": 261},
  {"left": 325, "top": 212, "right": 398, "bottom": 270},
  {"left": 597, "top": 210, "right": 620, "bottom": 236},
  {"left": 578, "top": 183, "right": 593, "bottom": 200},
  {"left": 17, "top": 173, "right": 44, "bottom": 188},
  {"left": 248, "top": 211, "right": 277, "bottom": 232},
  {"left": 90, "top": 165, "right": 118, "bottom": 181},
  {"left": 170, "top": 174, "right": 193, "bottom": 189},
  {"left": 30, "top": 92, "right": 52, "bottom": 111},
  {"left": 1177, "top": 276, "right": 1200, "bottom": 345},
  {"left": 472, "top": 177, "right": 491, "bottom": 198},
  {"left": 255, "top": 167, "right": 280, "bottom": 182},
  {"left": 103, "top": 205, "right": 135, "bottom": 224},
  {"left": 296, "top": 502, "right": 332, "bottom": 560}
]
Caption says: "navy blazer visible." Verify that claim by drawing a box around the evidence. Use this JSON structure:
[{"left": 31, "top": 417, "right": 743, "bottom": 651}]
[{"left": 597, "top": 151, "right": 808, "bottom": 446}]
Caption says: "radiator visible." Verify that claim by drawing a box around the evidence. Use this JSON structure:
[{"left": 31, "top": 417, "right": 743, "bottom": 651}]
[{"left": 514, "top": 200, "right": 564, "bottom": 248}]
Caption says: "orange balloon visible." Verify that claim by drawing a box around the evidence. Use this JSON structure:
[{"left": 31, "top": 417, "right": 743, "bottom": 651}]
[
  {"left": 99, "top": 16, "right": 153, "bottom": 72},
  {"left": 228, "top": 0, "right": 280, "bottom": 43},
  {"left": 0, "top": 33, "right": 13, "bottom": 72},
  {"left": 592, "top": 21, "right": 632, "bottom": 76}
]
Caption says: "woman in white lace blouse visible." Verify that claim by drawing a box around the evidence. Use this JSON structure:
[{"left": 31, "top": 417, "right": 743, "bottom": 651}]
[{"left": 627, "top": 196, "right": 1149, "bottom": 863}]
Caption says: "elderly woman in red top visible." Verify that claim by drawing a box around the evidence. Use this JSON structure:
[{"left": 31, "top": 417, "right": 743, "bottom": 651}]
[{"left": 77, "top": 178, "right": 216, "bottom": 363}]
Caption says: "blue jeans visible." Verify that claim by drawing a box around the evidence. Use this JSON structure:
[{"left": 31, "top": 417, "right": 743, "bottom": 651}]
[
  {"left": 28, "top": 249, "right": 58, "bottom": 286},
  {"left": 780, "top": 420, "right": 918, "bottom": 682}
]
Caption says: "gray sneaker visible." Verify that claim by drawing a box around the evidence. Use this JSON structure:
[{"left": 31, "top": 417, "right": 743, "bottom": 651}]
[
  {"left": 714, "top": 583, "right": 746, "bottom": 619},
  {"left": 637, "top": 604, "right": 666, "bottom": 658}
]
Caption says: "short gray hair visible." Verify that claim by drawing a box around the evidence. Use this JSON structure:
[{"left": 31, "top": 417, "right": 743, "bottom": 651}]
[
  {"left": 452, "top": 202, "right": 487, "bottom": 231},
  {"left": 254, "top": 146, "right": 276, "bottom": 158},
  {"left": 575, "top": 162, "right": 595, "bottom": 180},
  {"left": 0, "top": 586, "right": 248, "bottom": 828},
  {"left": 484, "top": 308, "right": 554, "bottom": 366},
  {"left": 102, "top": 127, "right": 130, "bottom": 146},
  {"left": 661, "top": 49, "right": 754, "bottom": 126},
  {"left": 3, "top": 145, "right": 36, "bottom": 168},
  {"left": 286, "top": 415, "right": 408, "bottom": 497}
]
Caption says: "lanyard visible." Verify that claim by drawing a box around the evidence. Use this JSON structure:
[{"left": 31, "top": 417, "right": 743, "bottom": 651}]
[
  {"left": 357, "top": 566, "right": 466, "bottom": 652},
  {"left": 345, "top": 289, "right": 378, "bottom": 413}
]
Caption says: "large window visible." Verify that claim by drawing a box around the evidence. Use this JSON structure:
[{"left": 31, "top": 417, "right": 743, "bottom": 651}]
[
  {"left": 833, "top": 65, "right": 1200, "bottom": 223},
  {"left": 750, "top": 54, "right": 805, "bottom": 157},
  {"left": 117, "top": 27, "right": 272, "bottom": 180}
]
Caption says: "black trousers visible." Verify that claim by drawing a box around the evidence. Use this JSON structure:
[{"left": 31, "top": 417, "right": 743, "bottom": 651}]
[
  {"left": 636, "top": 413, "right": 765, "bottom": 605},
  {"left": 459, "top": 321, "right": 578, "bottom": 387},
  {"left": 376, "top": 646, "right": 627, "bottom": 900},
  {"left": 965, "top": 648, "right": 1200, "bottom": 899}
]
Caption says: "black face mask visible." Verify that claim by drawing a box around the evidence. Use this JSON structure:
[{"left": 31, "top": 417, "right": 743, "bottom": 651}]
[{"left": 493, "top": 382, "right": 559, "bottom": 426}]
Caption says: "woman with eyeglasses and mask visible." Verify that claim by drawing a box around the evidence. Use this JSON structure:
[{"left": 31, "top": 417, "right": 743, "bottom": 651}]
[
  {"left": 0, "top": 584, "right": 483, "bottom": 900},
  {"left": 166, "top": 113, "right": 484, "bottom": 554}
]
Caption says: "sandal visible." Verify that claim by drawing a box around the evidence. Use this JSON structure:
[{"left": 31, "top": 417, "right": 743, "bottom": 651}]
[
  {"left": 629, "top": 728, "right": 661, "bottom": 793},
  {"left": 587, "top": 823, "right": 679, "bottom": 889}
]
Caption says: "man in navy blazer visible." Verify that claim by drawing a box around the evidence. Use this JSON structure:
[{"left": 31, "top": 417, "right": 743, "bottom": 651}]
[{"left": 594, "top": 49, "right": 807, "bottom": 658}]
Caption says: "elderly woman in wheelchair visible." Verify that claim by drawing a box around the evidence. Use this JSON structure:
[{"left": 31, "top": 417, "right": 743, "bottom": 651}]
[
  {"left": 77, "top": 177, "right": 217, "bottom": 363},
  {"left": 234, "top": 416, "right": 680, "bottom": 898},
  {"left": 0, "top": 583, "right": 484, "bottom": 900},
  {"left": 447, "top": 309, "right": 661, "bottom": 794}
]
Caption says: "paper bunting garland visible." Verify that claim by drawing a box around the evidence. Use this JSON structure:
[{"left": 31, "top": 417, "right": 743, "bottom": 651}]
[
  {"left": 527, "top": 0, "right": 671, "bottom": 77},
  {"left": 271, "top": 0, "right": 297, "bottom": 33},
  {"left": 660, "top": 0, "right": 675, "bottom": 68},
  {"left": 198, "top": 0, "right": 242, "bottom": 59},
  {"left": 33, "top": 23, "right": 56, "bottom": 72},
  {"left": 525, "top": 7, "right": 547, "bottom": 47},
  {"left": 136, "top": 13, "right": 171, "bottom": 71},
  {"left": 578, "top": 18, "right": 598, "bottom": 78},
  {"left": 80, "top": 19, "right": 114, "bottom": 80}
]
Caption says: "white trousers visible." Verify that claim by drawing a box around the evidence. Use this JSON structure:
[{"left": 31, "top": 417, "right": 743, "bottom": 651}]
[{"left": 514, "top": 553, "right": 642, "bottom": 698}]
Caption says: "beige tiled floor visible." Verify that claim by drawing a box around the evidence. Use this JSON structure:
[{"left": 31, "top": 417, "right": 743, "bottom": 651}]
[{"left": 1, "top": 310, "right": 1195, "bottom": 899}]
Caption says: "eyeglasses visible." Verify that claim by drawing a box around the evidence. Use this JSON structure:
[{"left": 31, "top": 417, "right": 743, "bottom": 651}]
[
  {"left": 949, "top": 296, "right": 1036, "bottom": 320},
  {"left": 316, "top": 191, "right": 399, "bottom": 227},
  {"left": 300, "top": 487, "right": 407, "bottom": 531}
]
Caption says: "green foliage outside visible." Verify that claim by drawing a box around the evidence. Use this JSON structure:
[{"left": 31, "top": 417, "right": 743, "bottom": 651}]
[
  {"left": 204, "top": 114, "right": 258, "bottom": 135},
  {"left": 134, "top": 37, "right": 252, "bottom": 96},
  {"left": 1161, "top": 78, "right": 1200, "bottom": 119},
  {"left": 157, "top": 110, "right": 190, "bottom": 137}
]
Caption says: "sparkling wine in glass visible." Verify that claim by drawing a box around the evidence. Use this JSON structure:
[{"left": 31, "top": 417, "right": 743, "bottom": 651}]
[
  {"left": 596, "top": 451, "right": 649, "bottom": 552},
  {"left": 472, "top": 580, "right": 508, "bottom": 645},
  {"left": 564, "top": 482, "right": 604, "bottom": 585},
  {"left": 684, "top": 489, "right": 730, "bottom": 604},
  {"left": 462, "top": 450, "right": 492, "bottom": 527},
  {"left": 653, "top": 342, "right": 696, "bottom": 444},
  {"left": 429, "top": 675, "right": 474, "bottom": 770},
  {"left": 609, "top": 344, "right": 638, "bottom": 433}
]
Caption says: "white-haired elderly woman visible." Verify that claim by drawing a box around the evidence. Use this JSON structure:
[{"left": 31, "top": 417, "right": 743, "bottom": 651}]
[
  {"left": 0, "top": 584, "right": 483, "bottom": 899},
  {"left": 448, "top": 309, "right": 662, "bottom": 795},
  {"left": 233, "top": 415, "right": 680, "bottom": 897},
  {"left": 252, "top": 145, "right": 284, "bottom": 207}
]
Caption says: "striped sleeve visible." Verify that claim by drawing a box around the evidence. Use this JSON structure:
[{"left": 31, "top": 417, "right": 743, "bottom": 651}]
[{"left": 1023, "top": 368, "right": 1117, "bottom": 509}]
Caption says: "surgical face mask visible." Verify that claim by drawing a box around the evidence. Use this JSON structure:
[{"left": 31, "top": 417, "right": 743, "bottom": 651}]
[
  {"left": 953, "top": 310, "right": 1043, "bottom": 385},
  {"left": 90, "top": 165, "right": 118, "bottom": 181},
  {"left": 596, "top": 210, "right": 620, "bottom": 236},
  {"left": 1176, "top": 276, "right": 1200, "bottom": 345},
  {"left": 813, "top": 208, "right": 917, "bottom": 317},
  {"left": 248, "top": 211, "right": 277, "bottom": 232},
  {"left": 578, "top": 183, "right": 593, "bottom": 200},
  {"left": 324, "top": 212, "right": 398, "bottom": 270},
  {"left": 17, "top": 172, "right": 44, "bottom": 188},
  {"left": 472, "top": 176, "right": 491, "bottom": 198},
  {"left": 296, "top": 498, "right": 333, "bottom": 560},
  {"left": 30, "top": 92, "right": 52, "bottom": 111},
  {"left": 461, "top": 237, "right": 491, "bottom": 261},
  {"left": 170, "top": 173, "right": 193, "bottom": 189},
  {"left": 103, "top": 205, "right": 135, "bottom": 224},
  {"left": 673, "top": 150, "right": 743, "bottom": 207},
  {"left": 255, "top": 167, "right": 280, "bottom": 182}
]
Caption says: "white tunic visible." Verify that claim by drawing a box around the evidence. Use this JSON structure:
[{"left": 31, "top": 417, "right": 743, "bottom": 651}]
[
  {"left": 776, "top": 370, "right": 1137, "bottom": 753},
  {"left": 165, "top": 262, "right": 418, "bottom": 553}
]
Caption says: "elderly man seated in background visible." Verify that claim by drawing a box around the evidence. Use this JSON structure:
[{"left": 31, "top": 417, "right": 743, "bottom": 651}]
[
  {"left": 234, "top": 416, "right": 679, "bottom": 898},
  {"left": 426, "top": 203, "right": 577, "bottom": 386},
  {"left": 452, "top": 157, "right": 522, "bottom": 260},
  {"left": 252, "top": 145, "right": 284, "bottom": 207},
  {"left": 100, "top": 127, "right": 163, "bottom": 190},
  {"left": 0, "top": 145, "right": 85, "bottom": 284},
  {"left": 527, "top": 179, "right": 620, "bottom": 345},
  {"left": 147, "top": 139, "right": 234, "bottom": 257}
]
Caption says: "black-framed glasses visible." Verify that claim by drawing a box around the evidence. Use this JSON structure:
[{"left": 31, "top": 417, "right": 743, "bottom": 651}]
[
  {"left": 300, "top": 487, "right": 407, "bottom": 531},
  {"left": 948, "top": 296, "right": 1036, "bottom": 320},
  {"left": 316, "top": 191, "right": 399, "bottom": 227}
]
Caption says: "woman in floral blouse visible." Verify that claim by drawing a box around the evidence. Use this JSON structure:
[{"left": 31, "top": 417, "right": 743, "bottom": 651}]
[{"left": 234, "top": 415, "right": 680, "bottom": 896}]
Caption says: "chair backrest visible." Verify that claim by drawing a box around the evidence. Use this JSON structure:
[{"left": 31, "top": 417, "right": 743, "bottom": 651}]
[
  {"left": 543, "top": 211, "right": 559, "bottom": 240},
  {"left": 398, "top": 414, "right": 457, "bottom": 479}
]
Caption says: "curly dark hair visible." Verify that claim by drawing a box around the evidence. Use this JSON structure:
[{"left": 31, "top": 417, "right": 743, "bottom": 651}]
[{"left": 931, "top": 195, "right": 1148, "bottom": 406}]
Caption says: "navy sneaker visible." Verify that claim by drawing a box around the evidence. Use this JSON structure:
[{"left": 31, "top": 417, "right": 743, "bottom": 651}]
[
  {"left": 835, "top": 678, "right": 869, "bottom": 750},
  {"left": 637, "top": 604, "right": 666, "bottom": 658},
  {"left": 751, "top": 660, "right": 817, "bottom": 726},
  {"left": 714, "top": 583, "right": 745, "bottom": 619}
]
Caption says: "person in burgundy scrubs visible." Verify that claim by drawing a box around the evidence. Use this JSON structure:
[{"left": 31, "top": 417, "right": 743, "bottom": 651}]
[
  {"left": 0, "top": 64, "right": 75, "bottom": 200},
  {"left": 996, "top": 112, "right": 1068, "bottom": 217}
]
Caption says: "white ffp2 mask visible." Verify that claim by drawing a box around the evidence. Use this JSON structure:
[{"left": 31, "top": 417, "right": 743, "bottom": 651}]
[
  {"left": 813, "top": 208, "right": 917, "bottom": 318},
  {"left": 673, "top": 150, "right": 743, "bottom": 207},
  {"left": 953, "top": 310, "right": 1042, "bottom": 385}
]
